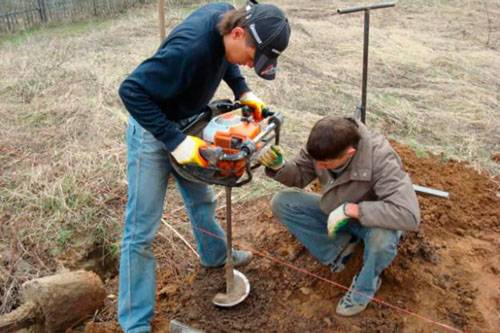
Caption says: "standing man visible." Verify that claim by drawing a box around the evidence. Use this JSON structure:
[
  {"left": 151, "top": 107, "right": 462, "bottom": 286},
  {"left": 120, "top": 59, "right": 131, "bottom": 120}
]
[
  {"left": 259, "top": 116, "right": 420, "bottom": 316},
  {"left": 118, "top": 2, "right": 290, "bottom": 332}
]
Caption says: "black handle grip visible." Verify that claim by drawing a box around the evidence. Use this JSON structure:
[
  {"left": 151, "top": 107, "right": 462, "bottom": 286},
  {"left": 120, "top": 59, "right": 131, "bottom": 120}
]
[
  {"left": 199, "top": 146, "right": 223, "bottom": 167},
  {"left": 241, "top": 105, "right": 274, "bottom": 121}
]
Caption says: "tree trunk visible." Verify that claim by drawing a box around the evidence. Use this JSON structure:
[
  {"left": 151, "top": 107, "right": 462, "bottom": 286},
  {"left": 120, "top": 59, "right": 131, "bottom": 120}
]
[
  {"left": 0, "top": 301, "right": 41, "bottom": 332},
  {"left": 0, "top": 270, "right": 106, "bottom": 333}
]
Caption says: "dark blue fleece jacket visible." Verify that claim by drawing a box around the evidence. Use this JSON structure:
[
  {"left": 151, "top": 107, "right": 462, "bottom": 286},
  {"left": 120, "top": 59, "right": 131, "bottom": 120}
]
[{"left": 118, "top": 2, "right": 250, "bottom": 151}]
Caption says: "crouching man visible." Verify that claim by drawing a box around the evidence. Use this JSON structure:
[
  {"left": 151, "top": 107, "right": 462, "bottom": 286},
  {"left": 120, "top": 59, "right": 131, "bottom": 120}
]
[{"left": 258, "top": 116, "right": 420, "bottom": 316}]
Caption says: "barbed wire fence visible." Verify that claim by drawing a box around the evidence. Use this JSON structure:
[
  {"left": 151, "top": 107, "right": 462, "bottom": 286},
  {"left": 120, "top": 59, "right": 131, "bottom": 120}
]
[{"left": 0, "top": 0, "right": 155, "bottom": 34}]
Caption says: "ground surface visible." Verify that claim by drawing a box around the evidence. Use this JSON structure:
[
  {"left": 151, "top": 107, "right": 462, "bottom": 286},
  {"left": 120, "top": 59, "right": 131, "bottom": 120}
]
[
  {"left": 84, "top": 144, "right": 500, "bottom": 332},
  {"left": 1, "top": 0, "right": 499, "bottom": 332}
]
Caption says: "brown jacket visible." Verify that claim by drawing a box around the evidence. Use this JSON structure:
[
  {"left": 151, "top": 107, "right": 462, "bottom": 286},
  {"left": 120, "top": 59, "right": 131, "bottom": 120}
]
[{"left": 269, "top": 121, "right": 420, "bottom": 231}]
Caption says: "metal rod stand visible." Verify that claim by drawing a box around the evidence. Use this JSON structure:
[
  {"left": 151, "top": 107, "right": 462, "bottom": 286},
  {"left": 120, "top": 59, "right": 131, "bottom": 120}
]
[
  {"left": 337, "top": 2, "right": 449, "bottom": 199},
  {"left": 338, "top": 2, "right": 396, "bottom": 124}
]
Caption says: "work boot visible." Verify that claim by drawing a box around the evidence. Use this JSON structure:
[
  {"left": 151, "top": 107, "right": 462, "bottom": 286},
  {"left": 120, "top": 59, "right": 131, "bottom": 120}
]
[
  {"left": 231, "top": 249, "right": 253, "bottom": 267},
  {"left": 203, "top": 249, "right": 253, "bottom": 269},
  {"left": 336, "top": 274, "right": 382, "bottom": 316}
]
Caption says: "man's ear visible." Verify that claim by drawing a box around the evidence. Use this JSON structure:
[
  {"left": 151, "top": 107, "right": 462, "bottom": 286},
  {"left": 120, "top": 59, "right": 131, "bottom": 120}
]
[
  {"left": 230, "top": 26, "right": 246, "bottom": 40},
  {"left": 346, "top": 146, "right": 356, "bottom": 157}
]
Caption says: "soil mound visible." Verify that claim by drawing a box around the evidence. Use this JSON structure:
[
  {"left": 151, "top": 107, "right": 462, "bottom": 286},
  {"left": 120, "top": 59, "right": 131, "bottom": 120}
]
[{"left": 86, "top": 143, "right": 499, "bottom": 333}]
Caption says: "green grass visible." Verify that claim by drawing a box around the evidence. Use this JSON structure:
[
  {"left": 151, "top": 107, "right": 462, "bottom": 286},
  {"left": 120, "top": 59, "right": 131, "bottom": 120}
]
[
  {"left": 406, "top": 139, "right": 430, "bottom": 159},
  {"left": 20, "top": 110, "right": 51, "bottom": 127},
  {"left": 57, "top": 228, "right": 74, "bottom": 248}
]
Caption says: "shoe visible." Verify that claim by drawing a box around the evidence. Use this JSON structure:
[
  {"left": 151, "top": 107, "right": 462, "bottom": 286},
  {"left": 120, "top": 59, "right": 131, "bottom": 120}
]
[
  {"left": 336, "top": 275, "right": 382, "bottom": 317},
  {"left": 203, "top": 249, "right": 253, "bottom": 269},
  {"left": 330, "top": 236, "right": 359, "bottom": 273},
  {"left": 231, "top": 249, "right": 253, "bottom": 268}
]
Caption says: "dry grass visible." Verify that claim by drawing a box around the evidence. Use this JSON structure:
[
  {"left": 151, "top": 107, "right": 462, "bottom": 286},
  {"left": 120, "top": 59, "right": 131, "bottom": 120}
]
[{"left": 0, "top": 0, "right": 499, "bottom": 315}]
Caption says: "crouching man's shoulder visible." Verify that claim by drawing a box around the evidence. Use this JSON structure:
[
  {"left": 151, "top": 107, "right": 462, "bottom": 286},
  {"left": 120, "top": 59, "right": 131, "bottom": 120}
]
[{"left": 359, "top": 127, "right": 421, "bottom": 231}]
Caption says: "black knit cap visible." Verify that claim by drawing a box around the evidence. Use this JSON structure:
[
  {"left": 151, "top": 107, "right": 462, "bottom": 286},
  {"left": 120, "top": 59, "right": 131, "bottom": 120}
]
[{"left": 244, "top": 2, "right": 291, "bottom": 80}]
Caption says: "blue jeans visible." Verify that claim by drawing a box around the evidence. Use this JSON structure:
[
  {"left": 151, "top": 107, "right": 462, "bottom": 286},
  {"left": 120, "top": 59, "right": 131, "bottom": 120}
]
[
  {"left": 271, "top": 190, "right": 401, "bottom": 304},
  {"left": 118, "top": 118, "right": 227, "bottom": 333}
]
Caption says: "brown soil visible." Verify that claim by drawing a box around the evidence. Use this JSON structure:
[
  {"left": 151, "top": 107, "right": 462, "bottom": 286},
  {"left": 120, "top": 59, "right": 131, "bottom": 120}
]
[{"left": 85, "top": 143, "right": 500, "bottom": 333}]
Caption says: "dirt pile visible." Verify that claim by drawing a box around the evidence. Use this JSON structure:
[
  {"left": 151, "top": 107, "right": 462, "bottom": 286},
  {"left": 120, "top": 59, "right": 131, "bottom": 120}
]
[{"left": 86, "top": 143, "right": 499, "bottom": 333}]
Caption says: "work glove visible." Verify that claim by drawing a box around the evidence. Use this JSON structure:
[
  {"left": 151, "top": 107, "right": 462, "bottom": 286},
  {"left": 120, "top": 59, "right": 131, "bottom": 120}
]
[
  {"left": 171, "top": 135, "right": 208, "bottom": 167},
  {"left": 239, "top": 91, "right": 265, "bottom": 122},
  {"left": 327, "top": 204, "right": 350, "bottom": 238},
  {"left": 258, "top": 145, "right": 285, "bottom": 171}
]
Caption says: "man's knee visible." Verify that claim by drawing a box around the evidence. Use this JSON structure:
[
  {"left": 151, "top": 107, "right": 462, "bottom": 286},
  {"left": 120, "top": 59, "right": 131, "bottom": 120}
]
[
  {"left": 121, "top": 239, "right": 154, "bottom": 259},
  {"left": 270, "top": 190, "right": 299, "bottom": 218},
  {"left": 365, "top": 228, "right": 401, "bottom": 255},
  {"left": 270, "top": 191, "right": 285, "bottom": 216},
  {"left": 184, "top": 185, "right": 216, "bottom": 209}
]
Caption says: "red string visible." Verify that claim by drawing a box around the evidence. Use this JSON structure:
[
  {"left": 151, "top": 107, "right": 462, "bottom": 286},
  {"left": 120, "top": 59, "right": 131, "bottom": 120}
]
[{"left": 183, "top": 223, "right": 464, "bottom": 333}]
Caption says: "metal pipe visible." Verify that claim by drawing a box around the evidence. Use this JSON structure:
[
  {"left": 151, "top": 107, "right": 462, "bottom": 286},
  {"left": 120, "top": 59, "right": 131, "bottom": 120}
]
[
  {"left": 360, "top": 9, "right": 370, "bottom": 124},
  {"left": 225, "top": 187, "right": 235, "bottom": 292},
  {"left": 337, "top": 2, "right": 396, "bottom": 14},
  {"left": 413, "top": 185, "right": 449, "bottom": 199}
]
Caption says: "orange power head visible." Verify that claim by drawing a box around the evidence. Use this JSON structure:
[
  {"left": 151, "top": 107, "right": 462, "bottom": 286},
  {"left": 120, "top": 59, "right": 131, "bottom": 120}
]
[{"left": 213, "top": 119, "right": 261, "bottom": 150}]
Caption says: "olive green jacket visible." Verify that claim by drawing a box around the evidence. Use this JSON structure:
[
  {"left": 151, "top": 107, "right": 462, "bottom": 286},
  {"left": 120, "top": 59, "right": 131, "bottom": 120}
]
[{"left": 269, "top": 120, "right": 420, "bottom": 231}]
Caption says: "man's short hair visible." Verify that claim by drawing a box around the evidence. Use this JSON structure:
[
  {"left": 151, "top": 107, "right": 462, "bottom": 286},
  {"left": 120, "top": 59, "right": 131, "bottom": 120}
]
[
  {"left": 217, "top": 6, "right": 256, "bottom": 47},
  {"left": 306, "top": 117, "right": 361, "bottom": 160}
]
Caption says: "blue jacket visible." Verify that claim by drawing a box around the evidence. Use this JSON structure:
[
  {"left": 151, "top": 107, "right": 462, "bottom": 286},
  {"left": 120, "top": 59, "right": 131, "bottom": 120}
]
[{"left": 118, "top": 3, "right": 250, "bottom": 151}]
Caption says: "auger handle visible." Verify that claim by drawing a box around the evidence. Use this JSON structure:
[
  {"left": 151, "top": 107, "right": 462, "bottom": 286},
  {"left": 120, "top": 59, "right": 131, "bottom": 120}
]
[
  {"left": 337, "top": 2, "right": 395, "bottom": 14},
  {"left": 216, "top": 111, "right": 283, "bottom": 162}
]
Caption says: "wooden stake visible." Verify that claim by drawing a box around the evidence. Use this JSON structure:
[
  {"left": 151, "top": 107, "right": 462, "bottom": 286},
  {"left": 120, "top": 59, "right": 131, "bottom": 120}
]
[{"left": 158, "top": 0, "right": 165, "bottom": 41}]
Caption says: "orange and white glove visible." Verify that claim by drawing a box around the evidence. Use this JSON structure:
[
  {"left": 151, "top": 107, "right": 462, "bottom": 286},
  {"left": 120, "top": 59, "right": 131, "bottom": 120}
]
[
  {"left": 239, "top": 91, "right": 265, "bottom": 122},
  {"left": 171, "top": 136, "right": 208, "bottom": 167}
]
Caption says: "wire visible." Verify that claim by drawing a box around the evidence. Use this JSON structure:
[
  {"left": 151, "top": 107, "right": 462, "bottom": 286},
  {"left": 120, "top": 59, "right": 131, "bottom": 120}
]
[{"left": 184, "top": 223, "right": 464, "bottom": 333}]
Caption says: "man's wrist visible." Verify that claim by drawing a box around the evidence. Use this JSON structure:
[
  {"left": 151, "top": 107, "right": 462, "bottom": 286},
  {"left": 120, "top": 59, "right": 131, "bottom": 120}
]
[{"left": 344, "top": 203, "right": 360, "bottom": 219}]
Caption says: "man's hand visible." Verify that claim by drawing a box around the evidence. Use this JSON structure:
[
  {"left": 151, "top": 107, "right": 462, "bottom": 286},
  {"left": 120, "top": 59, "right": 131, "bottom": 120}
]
[
  {"left": 171, "top": 136, "right": 208, "bottom": 167},
  {"left": 258, "top": 145, "right": 285, "bottom": 171},
  {"left": 327, "top": 203, "right": 351, "bottom": 238},
  {"left": 239, "top": 91, "right": 265, "bottom": 122}
]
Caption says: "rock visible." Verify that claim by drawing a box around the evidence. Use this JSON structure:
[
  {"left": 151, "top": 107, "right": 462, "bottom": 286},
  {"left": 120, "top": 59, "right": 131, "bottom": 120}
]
[
  {"left": 300, "top": 287, "right": 312, "bottom": 295},
  {"left": 463, "top": 297, "right": 473, "bottom": 305},
  {"left": 455, "top": 228, "right": 465, "bottom": 237}
]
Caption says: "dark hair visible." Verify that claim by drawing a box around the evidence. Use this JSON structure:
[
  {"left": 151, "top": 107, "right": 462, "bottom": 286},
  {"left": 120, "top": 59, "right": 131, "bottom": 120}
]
[
  {"left": 306, "top": 117, "right": 361, "bottom": 160},
  {"left": 217, "top": 6, "right": 256, "bottom": 47}
]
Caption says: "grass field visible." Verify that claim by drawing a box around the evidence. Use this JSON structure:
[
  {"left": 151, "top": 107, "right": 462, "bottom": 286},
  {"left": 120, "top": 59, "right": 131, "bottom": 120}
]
[{"left": 0, "top": 0, "right": 499, "bottom": 318}]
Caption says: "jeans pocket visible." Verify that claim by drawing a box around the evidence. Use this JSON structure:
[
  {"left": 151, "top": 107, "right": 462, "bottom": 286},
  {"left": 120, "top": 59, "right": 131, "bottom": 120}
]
[
  {"left": 126, "top": 121, "right": 136, "bottom": 143},
  {"left": 142, "top": 129, "right": 158, "bottom": 144}
]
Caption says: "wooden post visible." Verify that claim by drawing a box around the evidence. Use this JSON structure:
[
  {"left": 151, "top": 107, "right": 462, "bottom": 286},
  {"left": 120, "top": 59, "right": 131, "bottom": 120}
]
[
  {"left": 0, "top": 15, "right": 5, "bottom": 33},
  {"left": 158, "top": 0, "right": 165, "bottom": 42},
  {"left": 37, "top": 0, "right": 47, "bottom": 22},
  {"left": 6, "top": 14, "right": 13, "bottom": 32}
]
